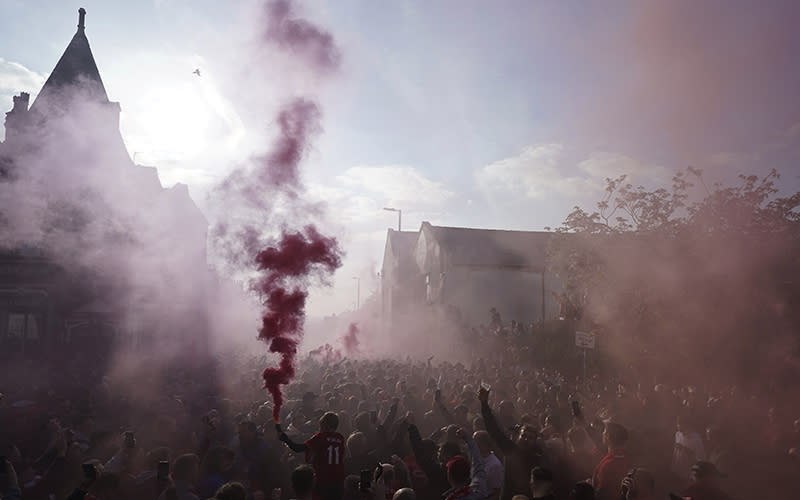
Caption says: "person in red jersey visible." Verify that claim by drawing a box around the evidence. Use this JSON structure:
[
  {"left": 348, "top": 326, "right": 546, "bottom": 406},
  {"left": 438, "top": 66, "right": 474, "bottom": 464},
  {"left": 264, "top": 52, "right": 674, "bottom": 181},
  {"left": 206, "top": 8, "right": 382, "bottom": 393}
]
[
  {"left": 591, "top": 422, "right": 629, "bottom": 500},
  {"left": 280, "top": 412, "right": 346, "bottom": 500}
]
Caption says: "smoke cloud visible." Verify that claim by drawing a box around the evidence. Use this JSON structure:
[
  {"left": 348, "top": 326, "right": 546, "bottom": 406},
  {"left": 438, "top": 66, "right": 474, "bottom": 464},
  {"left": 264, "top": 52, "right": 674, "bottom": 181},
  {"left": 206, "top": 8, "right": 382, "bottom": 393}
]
[
  {"left": 339, "top": 322, "right": 360, "bottom": 355},
  {"left": 208, "top": 0, "right": 344, "bottom": 417},
  {"left": 263, "top": 0, "right": 342, "bottom": 75}
]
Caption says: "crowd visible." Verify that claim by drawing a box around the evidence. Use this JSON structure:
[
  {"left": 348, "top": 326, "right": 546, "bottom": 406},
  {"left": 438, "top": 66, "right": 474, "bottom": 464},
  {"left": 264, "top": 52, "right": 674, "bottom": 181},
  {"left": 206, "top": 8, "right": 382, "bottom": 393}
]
[{"left": 1, "top": 321, "right": 799, "bottom": 500}]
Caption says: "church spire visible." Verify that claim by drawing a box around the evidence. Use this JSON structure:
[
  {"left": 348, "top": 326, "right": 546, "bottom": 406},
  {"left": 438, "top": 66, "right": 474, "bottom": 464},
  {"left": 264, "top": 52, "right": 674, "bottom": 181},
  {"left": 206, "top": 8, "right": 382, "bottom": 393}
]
[{"left": 29, "top": 7, "right": 109, "bottom": 114}]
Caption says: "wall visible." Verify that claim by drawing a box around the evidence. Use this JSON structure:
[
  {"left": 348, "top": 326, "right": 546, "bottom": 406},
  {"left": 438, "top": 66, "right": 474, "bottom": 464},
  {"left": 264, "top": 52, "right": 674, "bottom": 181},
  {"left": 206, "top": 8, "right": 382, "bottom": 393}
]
[{"left": 441, "top": 266, "right": 562, "bottom": 326}]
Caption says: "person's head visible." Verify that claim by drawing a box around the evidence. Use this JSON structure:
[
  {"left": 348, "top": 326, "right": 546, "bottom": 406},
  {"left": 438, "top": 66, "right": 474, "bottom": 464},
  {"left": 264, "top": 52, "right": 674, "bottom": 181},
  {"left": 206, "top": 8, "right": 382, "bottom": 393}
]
[
  {"left": 420, "top": 439, "right": 437, "bottom": 461},
  {"left": 354, "top": 411, "right": 371, "bottom": 433},
  {"left": 393, "top": 488, "right": 416, "bottom": 500},
  {"left": 473, "top": 431, "right": 492, "bottom": 457},
  {"left": 347, "top": 432, "right": 368, "bottom": 457},
  {"left": 516, "top": 424, "right": 538, "bottom": 451},
  {"left": 602, "top": 422, "right": 628, "bottom": 449},
  {"left": 446, "top": 456, "right": 470, "bottom": 487},
  {"left": 91, "top": 471, "right": 122, "bottom": 499},
  {"left": 623, "top": 468, "right": 654, "bottom": 500},
  {"left": 292, "top": 465, "right": 316, "bottom": 499},
  {"left": 344, "top": 475, "right": 360, "bottom": 499},
  {"left": 213, "top": 482, "right": 247, "bottom": 500},
  {"left": 237, "top": 421, "right": 258, "bottom": 445},
  {"left": 320, "top": 412, "right": 339, "bottom": 432},
  {"left": 568, "top": 481, "right": 595, "bottom": 500},
  {"left": 202, "top": 446, "right": 235, "bottom": 475},
  {"left": 302, "top": 392, "right": 317, "bottom": 409},
  {"left": 543, "top": 414, "right": 560, "bottom": 434},
  {"left": 445, "top": 425, "right": 460, "bottom": 443},
  {"left": 530, "top": 467, "right": 553, "bottom": 496},
  {"left": 690, "top": 461, "right": 726, "bottom": 487},
  {"left": 172, "top": 454, "right": 200, "bottom": 484},
  {"left": 438, "top": 441, "right": 462, "bottom": 464},
  {"left": 381, "top": 464, "right": 395, "bottom": 485}
]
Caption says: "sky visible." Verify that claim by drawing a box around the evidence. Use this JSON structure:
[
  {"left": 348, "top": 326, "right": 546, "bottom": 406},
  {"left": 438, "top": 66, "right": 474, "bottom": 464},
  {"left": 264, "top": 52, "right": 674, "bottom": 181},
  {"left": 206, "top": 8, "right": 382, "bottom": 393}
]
[{"left": 2, "top": 0, "right": 800, "bottom": 316}]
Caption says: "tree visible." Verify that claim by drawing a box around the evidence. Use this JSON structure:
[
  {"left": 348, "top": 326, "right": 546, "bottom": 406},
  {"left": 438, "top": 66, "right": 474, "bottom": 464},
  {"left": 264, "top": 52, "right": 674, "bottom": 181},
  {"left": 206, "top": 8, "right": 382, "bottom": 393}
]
[{"left": 547, "top": 168, "right": 800, "bottom": 387}]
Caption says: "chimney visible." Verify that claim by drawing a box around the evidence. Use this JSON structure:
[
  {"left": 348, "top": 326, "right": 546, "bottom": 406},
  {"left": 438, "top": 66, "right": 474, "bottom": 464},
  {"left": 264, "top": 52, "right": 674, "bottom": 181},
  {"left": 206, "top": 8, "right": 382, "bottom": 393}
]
[
  {"left": 4, "top": 92, "right": 31, "bottom": 143},
  {"left": 78, "top": 7, "right": 86, "bottom": 31},
  {"left": 12, "top": 92, "right": 30, "bottom": 113}
]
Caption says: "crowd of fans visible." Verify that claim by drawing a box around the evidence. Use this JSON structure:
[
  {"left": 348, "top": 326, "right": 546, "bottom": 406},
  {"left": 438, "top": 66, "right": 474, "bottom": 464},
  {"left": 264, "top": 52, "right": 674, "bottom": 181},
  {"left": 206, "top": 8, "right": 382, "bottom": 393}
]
[{"left": 1, "top": 320, "right": 798, "bottom": 500}]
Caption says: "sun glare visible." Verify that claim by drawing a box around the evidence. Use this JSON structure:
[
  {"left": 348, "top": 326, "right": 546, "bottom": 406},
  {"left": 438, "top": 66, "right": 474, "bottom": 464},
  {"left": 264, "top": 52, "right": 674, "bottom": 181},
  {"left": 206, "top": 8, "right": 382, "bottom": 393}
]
[{"left": 136, "top": 82, "right": 212, "bottom": 160}]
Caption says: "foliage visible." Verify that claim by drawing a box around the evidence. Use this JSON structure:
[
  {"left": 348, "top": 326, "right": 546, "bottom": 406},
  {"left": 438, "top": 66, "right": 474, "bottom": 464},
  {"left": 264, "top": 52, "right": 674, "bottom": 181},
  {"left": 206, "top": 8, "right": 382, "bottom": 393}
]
[{"left": 547, "top": 168, "right": 800, "bottom": 386}]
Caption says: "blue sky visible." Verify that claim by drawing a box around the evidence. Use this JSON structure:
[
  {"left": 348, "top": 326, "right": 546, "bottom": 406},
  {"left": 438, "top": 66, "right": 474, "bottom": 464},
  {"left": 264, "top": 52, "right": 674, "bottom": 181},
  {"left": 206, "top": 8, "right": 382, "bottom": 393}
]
[{"left": 2, "top": 0, "right": 800, "bottom": 315}]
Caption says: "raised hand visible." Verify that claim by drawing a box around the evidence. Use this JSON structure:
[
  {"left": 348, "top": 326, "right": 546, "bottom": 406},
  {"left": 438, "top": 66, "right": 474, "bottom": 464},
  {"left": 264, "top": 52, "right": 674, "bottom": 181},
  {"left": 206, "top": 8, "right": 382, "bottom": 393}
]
[{"left": 478, "top": 386, "right": 490, "bottom": 404}]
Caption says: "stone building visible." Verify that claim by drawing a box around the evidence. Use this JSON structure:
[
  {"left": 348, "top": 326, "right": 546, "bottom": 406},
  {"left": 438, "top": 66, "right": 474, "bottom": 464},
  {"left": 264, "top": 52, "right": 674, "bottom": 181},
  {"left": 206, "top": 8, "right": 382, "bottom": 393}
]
[
  {"left": 0, "top": 9, "right": 209, "bottom": 358},
  {"left": 381, "top": 222, "right": 562, "bottom": 339}
]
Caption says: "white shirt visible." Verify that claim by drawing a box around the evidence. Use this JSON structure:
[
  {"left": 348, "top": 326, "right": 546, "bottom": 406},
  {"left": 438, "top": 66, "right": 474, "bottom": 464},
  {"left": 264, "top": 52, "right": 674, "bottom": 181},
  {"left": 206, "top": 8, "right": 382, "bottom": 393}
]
[{"left": 483, "top": 452, "right": 504, "bottom": 492}]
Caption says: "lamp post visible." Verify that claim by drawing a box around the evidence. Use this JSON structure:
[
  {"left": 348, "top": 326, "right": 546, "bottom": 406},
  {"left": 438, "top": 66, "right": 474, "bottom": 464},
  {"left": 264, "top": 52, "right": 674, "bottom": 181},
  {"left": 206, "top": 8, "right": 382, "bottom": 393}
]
[
  {"left": 352, "top": 276, "right": 360, "bottom": 310},
  {"left": 382, "top": 207, "right": 402, "bottom": 231}
]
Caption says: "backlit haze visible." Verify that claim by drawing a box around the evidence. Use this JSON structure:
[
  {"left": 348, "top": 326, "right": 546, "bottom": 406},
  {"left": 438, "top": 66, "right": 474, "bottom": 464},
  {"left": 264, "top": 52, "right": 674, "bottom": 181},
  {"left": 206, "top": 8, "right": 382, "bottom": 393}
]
[{"left": 2, "top": 0, "right": 800, "bottom": 318}]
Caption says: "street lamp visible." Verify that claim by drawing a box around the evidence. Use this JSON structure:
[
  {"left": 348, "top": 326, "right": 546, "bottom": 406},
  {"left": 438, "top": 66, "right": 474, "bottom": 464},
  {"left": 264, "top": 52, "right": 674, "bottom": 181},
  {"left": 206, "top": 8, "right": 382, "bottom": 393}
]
[
  {"left": 352, "top": 276, "right": 361, "bottom": 310},
  {"left": 383, "top": 207, "right": 402, "bottom": 231}
]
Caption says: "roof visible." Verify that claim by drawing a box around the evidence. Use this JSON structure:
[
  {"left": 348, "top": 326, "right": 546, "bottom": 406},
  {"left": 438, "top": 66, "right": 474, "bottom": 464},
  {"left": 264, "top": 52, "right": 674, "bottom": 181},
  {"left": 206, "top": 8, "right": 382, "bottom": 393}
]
[
  {"left": 424, "top": 222, "right": 551, "bottom": 270},
  {"left": 30, "top": 9, "right": 108, "bottom": 115},
  {"left": 382, "top": 229, "right": 419, "bottom": 273},
  {"left": 388, "top": 230, "right": 418, "bottom": 259}
]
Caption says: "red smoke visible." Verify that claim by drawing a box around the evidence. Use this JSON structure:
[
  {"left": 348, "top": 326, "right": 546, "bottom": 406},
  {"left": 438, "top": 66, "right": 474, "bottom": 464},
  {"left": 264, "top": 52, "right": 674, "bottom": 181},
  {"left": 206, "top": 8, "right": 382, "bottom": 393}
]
[
  {"left": 264, "top": 0, "right": 342, "bottom": 74},
  {"left": 340, "top": 322, "right": 360, "bottom": 355},
  {"left": 211, "top": 0, "right": 343, "bottom": 422},
  {"left": 258, "top": 99, "right": 321, "bottom": 190},
  {"left": 255, "top": 226, "right": 342, "bottom": 421},
  {"left": 309, "top": 343, "right": 342, "bottom": 364}
]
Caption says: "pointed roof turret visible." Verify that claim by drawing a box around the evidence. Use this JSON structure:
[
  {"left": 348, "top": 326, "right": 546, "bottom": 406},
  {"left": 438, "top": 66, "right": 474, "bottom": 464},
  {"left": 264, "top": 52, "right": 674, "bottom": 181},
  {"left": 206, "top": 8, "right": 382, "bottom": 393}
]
[{"left": 29, "top": 7, "right": 109, "bottom": 114}]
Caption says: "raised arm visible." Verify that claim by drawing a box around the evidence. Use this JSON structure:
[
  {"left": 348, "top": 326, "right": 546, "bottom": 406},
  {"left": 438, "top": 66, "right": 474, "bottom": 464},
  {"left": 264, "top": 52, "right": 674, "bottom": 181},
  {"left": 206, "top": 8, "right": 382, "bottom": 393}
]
[
  {"left": 279, "top": 432, "right": 308, "bottom": 453},
  {"left": 479, "top": 388, "right": 515, "bottom": 454},
  {"left": 458, "top": 428, "right": 487, "bottom": 500},
  {"left": 406, "top": 413, "right": 441, "bottom": 480},
  {"left": 434, "top": 390, "right": 455, "bottom": 425}
]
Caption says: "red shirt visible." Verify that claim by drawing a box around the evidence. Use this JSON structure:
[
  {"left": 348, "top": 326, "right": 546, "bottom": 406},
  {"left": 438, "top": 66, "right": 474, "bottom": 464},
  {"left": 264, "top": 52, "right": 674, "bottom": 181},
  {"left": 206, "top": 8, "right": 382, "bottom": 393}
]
[
  {"left": 305, "top": 431, "right": 346, "bottom": 485},
  {"left": 592, "top": 449, "right": 629, "bottom": 500}
]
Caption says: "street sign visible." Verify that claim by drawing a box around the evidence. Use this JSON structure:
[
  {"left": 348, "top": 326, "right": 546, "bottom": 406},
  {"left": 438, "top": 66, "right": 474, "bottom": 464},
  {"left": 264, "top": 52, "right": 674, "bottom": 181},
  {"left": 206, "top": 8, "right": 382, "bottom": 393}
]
[{"left": 575, "top": 331, "right": 595, "bottom": 349}]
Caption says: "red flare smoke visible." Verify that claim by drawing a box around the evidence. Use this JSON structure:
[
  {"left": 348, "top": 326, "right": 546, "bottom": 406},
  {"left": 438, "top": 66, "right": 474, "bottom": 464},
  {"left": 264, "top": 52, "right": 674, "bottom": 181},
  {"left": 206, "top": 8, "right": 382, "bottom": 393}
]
[
  {"left": 264, "top": 0, "right": 342, "bottom": 75},
  {"left": 256, "top": 225, "right": 342, "bottom": 421},
  {"left": 340, "top": 322, "right": 360, "bottom": 355}
]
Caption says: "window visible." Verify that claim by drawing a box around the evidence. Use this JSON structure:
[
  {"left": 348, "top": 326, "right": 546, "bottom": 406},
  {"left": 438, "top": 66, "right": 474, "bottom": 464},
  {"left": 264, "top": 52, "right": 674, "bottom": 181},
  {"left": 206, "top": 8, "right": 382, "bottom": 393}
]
[
  {"left": 425, "top": 273, "right": 431, "bottom": 302},
  {"left": 6, "top": 313, "right": 39, "bottom": 340}
]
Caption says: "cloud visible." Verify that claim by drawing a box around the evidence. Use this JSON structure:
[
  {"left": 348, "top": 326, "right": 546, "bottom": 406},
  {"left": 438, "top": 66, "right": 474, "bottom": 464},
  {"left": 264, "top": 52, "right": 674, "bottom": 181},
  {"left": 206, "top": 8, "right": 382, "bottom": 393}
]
[
  {"left": 0, "top": 58, "right": 45, "bottom": 94},
  {"left": 477, "top": 144, "right": 596, "bottom": 199},
  {"left": 476, "top": 144, "right": 672, "bottom": 208},
  {"left": 336, "top": 165, "right": 454, "bottom": 208},
  {"left": 577, "top": 152, "right": 670, "bottom": 185},
  {"left": 0, "top": 58, "right": 45, "bottom": 137}
]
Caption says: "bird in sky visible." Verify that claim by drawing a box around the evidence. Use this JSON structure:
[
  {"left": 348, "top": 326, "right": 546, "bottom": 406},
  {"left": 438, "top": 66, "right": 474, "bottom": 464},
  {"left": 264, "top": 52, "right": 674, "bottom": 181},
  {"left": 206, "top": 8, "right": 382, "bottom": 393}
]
[{"left": 193, "top": 68, "right": 201, "bottom": 77}]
